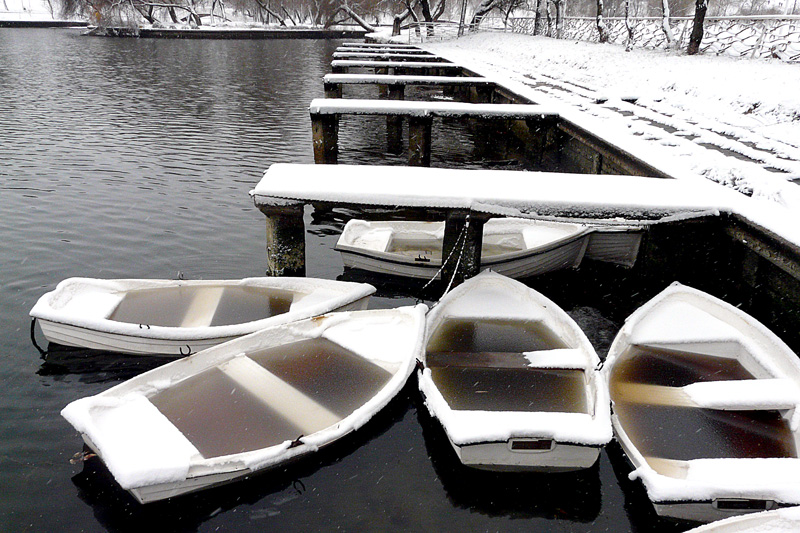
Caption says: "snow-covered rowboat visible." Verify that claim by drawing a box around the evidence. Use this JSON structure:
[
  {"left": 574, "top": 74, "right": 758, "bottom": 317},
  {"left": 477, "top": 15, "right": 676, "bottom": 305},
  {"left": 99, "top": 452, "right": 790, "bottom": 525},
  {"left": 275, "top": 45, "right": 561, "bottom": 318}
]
[
  {"left": 604, "top": 283, "right": 800, "bottom": 523},
  {"left": 335, "top": 218, "right": 642, "bottom": 280},
  {"left": 61, "top": 305, "right": 427, "bottom": 503},
  {"left": 30, "top": 277, "right": 376, "bottom": 355},
  {"left": 686, "top": 506, "right": 800, "bottom": 532},
  {"left": 418, "top": 271, "right": 612, "bottom": 471}
]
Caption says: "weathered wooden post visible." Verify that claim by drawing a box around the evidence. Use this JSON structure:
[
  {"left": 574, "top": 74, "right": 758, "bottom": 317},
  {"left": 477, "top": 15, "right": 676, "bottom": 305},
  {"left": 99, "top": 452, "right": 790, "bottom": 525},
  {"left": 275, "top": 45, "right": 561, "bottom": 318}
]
[
  {"left": 474, "top": 85, "right": 494, "bottom": 104},
  {"left": 311, "top": 113, "right": 339, "bottom": 164},
  {"left": 408, "top": 116, "right": 433, "bottom": 166},
  {"left": 474, "top": 118, "right": 509, "bottom": 160},
  {"left": 376, "top": 67, "right": 388, "bottom": 97},
  {"left": 525, "top": 116, "right": 559, "bottom": 168},
  {"left": 387, "top": 84, "right": 405, "bottom": 155},
  {"left": 323, "top": 81, "right": 342, "bottom": 99},
  {"left": 261, "top": 202, "right": 306, "bottom": 277},
  {"left": 441, "top": 211, "right": 488, "bottom": 288}
]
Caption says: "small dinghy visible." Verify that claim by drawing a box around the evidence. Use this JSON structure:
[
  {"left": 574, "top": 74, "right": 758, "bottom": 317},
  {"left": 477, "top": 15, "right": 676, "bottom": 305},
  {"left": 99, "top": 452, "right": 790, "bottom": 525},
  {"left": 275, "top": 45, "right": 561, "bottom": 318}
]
[
  {"left": 418, "top": 271, "right": 611, "bottom": 471},
  {"left": 30, "top": 277, "right": 376, "bottom": 355},
  {"left": 335, "top": 218, "right": 595, "bottom": 280},
  {"left": 604, "top": 283, "right": 800, "bottom": 523},
  {"left": 61, "top": 305, "right": 427, "bottom": 503},
  {"left": 686, "top": 505, "right": 800, "bottom": 532}
]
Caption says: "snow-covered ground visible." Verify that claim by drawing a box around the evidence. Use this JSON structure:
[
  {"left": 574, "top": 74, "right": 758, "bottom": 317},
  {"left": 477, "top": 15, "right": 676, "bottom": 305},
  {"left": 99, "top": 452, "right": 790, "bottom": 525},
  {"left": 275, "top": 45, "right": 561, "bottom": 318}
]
[
  {"left": 0, "top": 0, "right": 58, "bottom": 20},
  {"left": 426, "top": 32, "right": 800, "bottom": 146},
  {"left": 410, "top": 31, "right": 800, "bottom": 244}
]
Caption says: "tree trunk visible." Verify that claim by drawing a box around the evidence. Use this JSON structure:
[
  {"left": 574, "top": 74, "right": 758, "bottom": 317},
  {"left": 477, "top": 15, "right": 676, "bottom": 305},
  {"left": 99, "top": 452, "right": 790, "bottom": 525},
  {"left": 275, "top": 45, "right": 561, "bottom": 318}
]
[
  {"left": 533, "top": 0, "right": 542, "bottom": 34},
  {"left": 470, "top": 0, "right": 498, "bottom": 26},
  {"left": 624, "top": 0, "right": 633, "bottom": 50},
  {"left": 596, "top": 0, "right": 609, "bottom": 43},
  {"left": 661, "top": 0, "right": 674, "bottom": 46},
  {"left": 687, "top": 0, "right": 707, "bottom": 54},
  {"left": 328, "top": 4, "right": 376, "bottom": 31}
]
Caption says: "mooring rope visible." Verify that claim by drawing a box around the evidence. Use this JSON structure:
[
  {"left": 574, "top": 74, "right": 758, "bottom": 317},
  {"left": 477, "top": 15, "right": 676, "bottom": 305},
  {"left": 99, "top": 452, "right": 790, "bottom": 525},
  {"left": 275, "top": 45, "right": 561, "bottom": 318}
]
[
  {"left": 420, "top": 214, "right": 471, "bottom": 300},
  {"left": 30, "top": 318, "right": 47, "bottom": 356}
]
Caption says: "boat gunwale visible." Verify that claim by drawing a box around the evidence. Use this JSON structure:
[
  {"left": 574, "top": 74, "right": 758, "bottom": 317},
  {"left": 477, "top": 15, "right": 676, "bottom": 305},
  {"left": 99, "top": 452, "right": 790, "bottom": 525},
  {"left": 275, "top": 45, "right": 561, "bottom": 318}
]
[
  {"left": 31, "top": 277, "right": 376, "bottom": 343},
  {"left": 62, "top": 305, "right": 428, "bottom": 500}
]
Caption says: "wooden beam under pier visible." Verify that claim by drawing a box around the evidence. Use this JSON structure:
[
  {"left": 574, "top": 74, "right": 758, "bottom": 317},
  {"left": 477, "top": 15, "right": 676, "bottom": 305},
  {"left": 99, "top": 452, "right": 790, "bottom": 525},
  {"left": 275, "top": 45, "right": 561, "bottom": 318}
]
[
  {"left": 331, "top": 60, "right": 462, "bottom": 75},
  {"left": 251, "top": 164, "right": 740, "bottom": 287},
  {"left": 332, "top": 52, "right": 443, "bottom": 61},
  {"left": 342, "top": 42, "right": 420, "bottom": 48},
  {"left": 322, "top": 74, "right": 495, "bottom": 101},
  {"left": 309, "top": 98, "right": 561, "bottom": 165}
]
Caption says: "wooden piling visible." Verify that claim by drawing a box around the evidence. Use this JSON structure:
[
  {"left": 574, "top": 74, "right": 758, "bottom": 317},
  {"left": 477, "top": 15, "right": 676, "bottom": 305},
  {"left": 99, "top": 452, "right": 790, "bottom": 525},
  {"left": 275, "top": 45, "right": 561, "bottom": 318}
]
[
  {"left": 441, "top": 211, "right": 488, "bottom": 287},
  {"left": 387, "top": 85, "right": 405, "bottom": 155},
  {"left": 408, "top": 116, "right": 433, "bottom": 166},
  {"left": 312, "top": 115, "right": 338, "bottom": 164},
  {"left": 262, "top": 203, "right": 306, "bottom": 277}
]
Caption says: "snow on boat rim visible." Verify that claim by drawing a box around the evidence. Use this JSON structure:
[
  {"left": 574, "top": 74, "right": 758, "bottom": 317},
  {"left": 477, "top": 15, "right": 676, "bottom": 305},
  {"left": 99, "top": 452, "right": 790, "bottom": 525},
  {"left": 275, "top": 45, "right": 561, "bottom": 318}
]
[
  {"left": 61, "top": 305, "right": 427, "bottom": 491},
  {"left": 30, "top": 277, "right": 376, "bottom": 341},
  {"left": 686, "top": 505, "right": 800, "bottom": 532},
  {"left": 337, "top": 218, "right": 592, "bottom": 256},
  {"left": 604, "top": 283, "right": 800, "bottom": 505},
  {"left": 419, "top": 368, "right": 612, "bottom": 446},
  {"left": 420, "top": 271, "right": 611, "bottom": 446}
]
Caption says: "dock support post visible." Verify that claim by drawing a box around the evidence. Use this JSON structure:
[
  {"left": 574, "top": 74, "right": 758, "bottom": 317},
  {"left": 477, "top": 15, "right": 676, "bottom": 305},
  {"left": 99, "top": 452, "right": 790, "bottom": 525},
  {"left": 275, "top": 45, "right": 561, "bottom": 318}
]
[
  {"left": 262, "top": 203, "right": 306, "bottom": 277},
  {"left": 376, "top": 67, "right": 388, "bottom": 97},
  {"left": 387, "top": 85, "right": 405, "bottom": 154},
  {"left": 408, "top": 116, "right": 433, "bottom": 166},
  {"left": 311, "top": 114, "right": 339, "bottom": 164},
  {"left": 441, "top": 211, "right": 487, "bottom": 288},
  {"left": 324, "top": 82, "right": 342, "bottom": 99}
]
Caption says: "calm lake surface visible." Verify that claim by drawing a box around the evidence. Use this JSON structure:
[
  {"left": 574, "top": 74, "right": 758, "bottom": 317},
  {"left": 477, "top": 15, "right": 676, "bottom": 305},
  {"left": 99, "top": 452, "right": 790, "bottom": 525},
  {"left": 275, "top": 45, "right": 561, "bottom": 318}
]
[{"left": 1, "top": 28, "right": 686, "bottom": 532}]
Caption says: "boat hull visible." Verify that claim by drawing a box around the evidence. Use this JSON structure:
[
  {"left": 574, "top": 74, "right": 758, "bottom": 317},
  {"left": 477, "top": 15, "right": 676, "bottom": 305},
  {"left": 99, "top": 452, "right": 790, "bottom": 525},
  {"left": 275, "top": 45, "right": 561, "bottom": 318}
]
[
  {"left": 31, "top": 277, "right": 375, "bottom": 355},
  {"left": 450, "top": 438, "right": 601, "bottom": 472},
  {"left": 336, "top": 218, "right": 594, "bottom": 280},
  {"left": 62, "top": 306, "right": 427, "bottom": 503},
  {"left": 419, "top": 272, "right": 611, "bottom": 472},
  {"left": 36, "top": 296, "right": 370, "bottom": 355},
  {"left": 604, "top": 283, "right": 800, "bottom": 523}
]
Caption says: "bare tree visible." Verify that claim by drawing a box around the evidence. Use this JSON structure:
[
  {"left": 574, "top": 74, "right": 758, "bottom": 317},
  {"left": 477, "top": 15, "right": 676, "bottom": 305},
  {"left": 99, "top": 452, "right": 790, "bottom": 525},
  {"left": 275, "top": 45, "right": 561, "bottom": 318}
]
[
  {"left": 660, "top": 0, "right": 673, "bottom": 45},
  {"left": 686, "top": 0, "right": 706, "bottom": 54},
  {"left": 596, "top": 0, "right": 609, "bottom": 42}
]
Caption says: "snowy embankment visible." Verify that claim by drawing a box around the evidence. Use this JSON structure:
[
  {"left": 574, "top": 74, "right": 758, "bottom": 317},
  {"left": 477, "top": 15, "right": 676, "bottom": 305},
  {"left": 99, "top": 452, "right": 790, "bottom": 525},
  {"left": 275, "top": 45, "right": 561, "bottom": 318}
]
[
  {"left": 0, "top": 0, "right": 57, "bottom": 20},
  {"left": 415, "top": 32, "right": 800, "bottom": 245}
]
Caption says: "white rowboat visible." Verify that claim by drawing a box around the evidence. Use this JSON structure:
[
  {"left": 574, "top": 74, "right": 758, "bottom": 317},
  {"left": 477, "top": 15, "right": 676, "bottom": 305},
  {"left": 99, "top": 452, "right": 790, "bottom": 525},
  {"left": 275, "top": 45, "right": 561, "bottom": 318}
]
[
  {"left": 61, "top": 305, "right": 427, "bottom": 503},
  {"left": 418, "top": 271, "right": 612, "bottom": 471},
  {"left": 604, "top": 283, "right": 800, "bottom": 523},
  {"left": 335, "top": 218, "right": 594, "bottom": 280},
  {"left": 31, "top": 277, "right": 376, "bottom": 355}
]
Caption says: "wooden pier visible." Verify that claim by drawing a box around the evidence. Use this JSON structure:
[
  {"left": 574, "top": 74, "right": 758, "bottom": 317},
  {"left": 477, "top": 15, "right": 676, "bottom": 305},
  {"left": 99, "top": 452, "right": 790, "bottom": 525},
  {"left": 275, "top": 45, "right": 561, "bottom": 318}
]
[
  {"left": 310, "top": 98, "right": 560, "bottom": 166},
  {"left": 322, "top": 74, "right": 495, "bottom": 100},
  {"left": 250, "top": 42, "right": 800, "bottom": 339},
  {"left": 331, "top": 60, "right": 462, "bottom": 75},
  {"left": 251, "top": 163, "right": 740, "bottom": 287},
  {"left": 331, "top": 52, "right": 441, "bottom": 61}
]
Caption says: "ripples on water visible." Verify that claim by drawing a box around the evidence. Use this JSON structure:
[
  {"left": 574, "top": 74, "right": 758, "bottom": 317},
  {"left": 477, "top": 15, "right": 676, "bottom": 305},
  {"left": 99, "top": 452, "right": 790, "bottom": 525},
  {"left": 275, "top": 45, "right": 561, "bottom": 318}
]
[{"left": 1, "top": 29, "right": 684, "bottom": 532}]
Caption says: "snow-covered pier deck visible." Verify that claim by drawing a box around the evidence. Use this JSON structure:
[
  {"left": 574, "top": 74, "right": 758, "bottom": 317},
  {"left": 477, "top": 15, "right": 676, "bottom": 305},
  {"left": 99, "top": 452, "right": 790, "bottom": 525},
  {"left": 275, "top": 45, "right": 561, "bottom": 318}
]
[
  {"left": 310, "top": 98, "right": 559, "bottom": 165},
  {"left": 251, "top": 163, "right": 747, "bottom": 285},
  {"left": 336, "top": 47, "right": 432, "bottom": 55},
  {"left": 330, "top": 60, "right": 462, "bottom": 74},
  {"left": 322, "top": 74, "right": 495, "bottom": 99},
  {"left": 332, "top": 52, "right": 441, "bottom": 61}
]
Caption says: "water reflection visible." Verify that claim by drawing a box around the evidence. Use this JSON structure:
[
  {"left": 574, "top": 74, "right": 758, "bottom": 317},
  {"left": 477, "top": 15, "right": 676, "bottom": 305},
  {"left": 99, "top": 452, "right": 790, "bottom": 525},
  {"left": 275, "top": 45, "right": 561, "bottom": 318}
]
[
  {"left": 37, "top": 344, "right": 175, "bottom": 384},
  {"left": 71, "top": 383, "right": 417, "bottom": 531},
  {"left": 417, "top": 398, "right": 601, "bottom": 522},
  {"left": 605, "top": 441, "right": 688, "bottom": 533}
]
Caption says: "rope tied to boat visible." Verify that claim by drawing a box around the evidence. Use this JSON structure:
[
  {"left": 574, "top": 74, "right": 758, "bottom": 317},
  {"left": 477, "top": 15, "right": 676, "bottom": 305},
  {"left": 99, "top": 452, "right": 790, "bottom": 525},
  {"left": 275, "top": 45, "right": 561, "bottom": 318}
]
[
  {"left": 420, "top": 214, "right": 471, "bottom": 299},
  {"left": 30, "top": 318, "right": 47, "bottom": 356}
]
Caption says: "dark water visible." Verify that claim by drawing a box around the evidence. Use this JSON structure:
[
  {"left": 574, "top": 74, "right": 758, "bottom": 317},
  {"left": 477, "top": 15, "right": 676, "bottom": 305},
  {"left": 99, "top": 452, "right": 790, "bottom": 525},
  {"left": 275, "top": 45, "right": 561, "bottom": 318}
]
[{"left": 1, "top": 29, "right": 685, "bottom": 532}]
